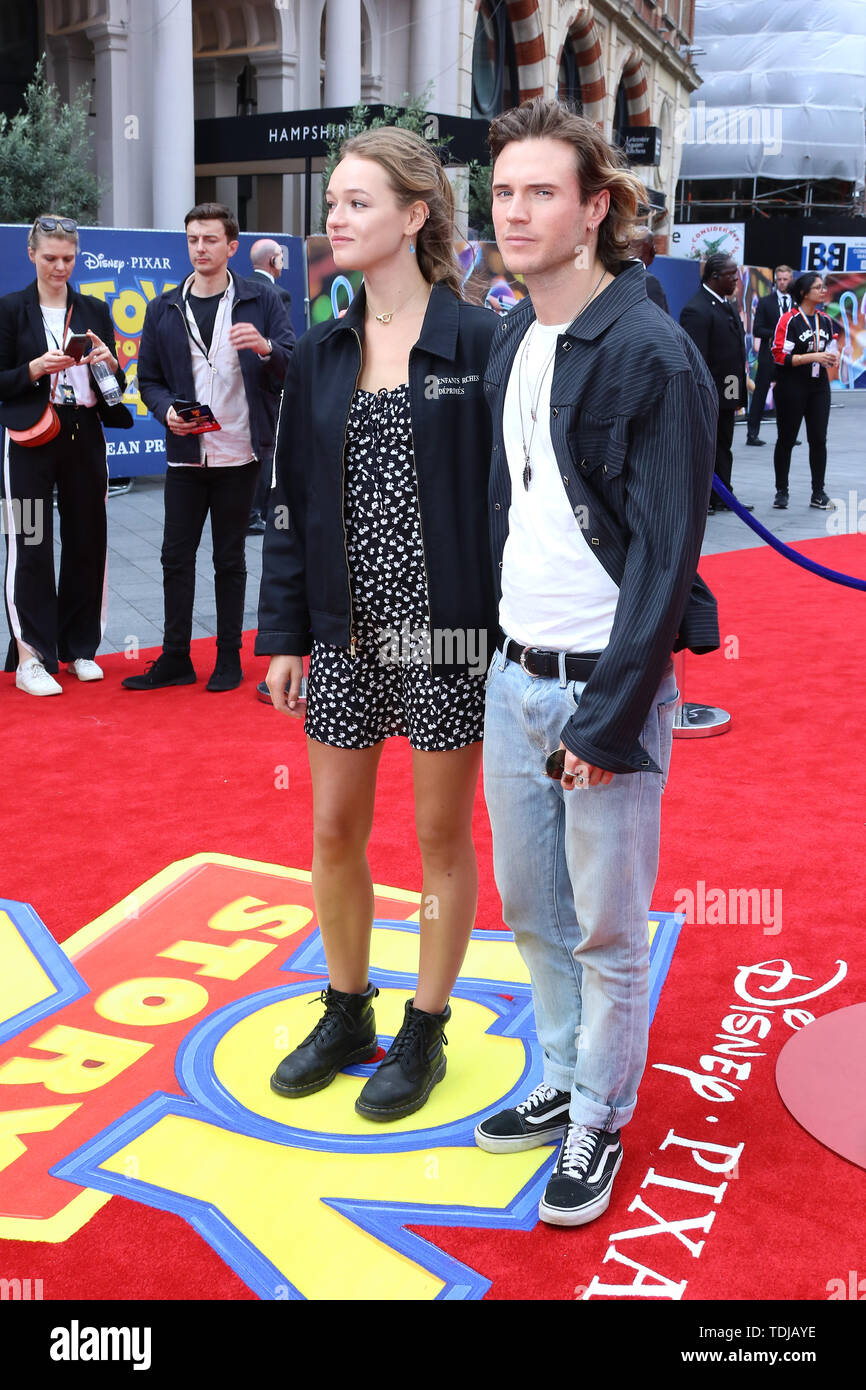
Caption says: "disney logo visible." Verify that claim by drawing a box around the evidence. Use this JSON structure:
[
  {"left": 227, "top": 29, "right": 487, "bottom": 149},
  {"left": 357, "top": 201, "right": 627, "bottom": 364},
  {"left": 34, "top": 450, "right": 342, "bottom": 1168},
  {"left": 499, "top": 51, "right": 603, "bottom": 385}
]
[{"left": 81, "top": 251, "right": 125, "bottom": 273}]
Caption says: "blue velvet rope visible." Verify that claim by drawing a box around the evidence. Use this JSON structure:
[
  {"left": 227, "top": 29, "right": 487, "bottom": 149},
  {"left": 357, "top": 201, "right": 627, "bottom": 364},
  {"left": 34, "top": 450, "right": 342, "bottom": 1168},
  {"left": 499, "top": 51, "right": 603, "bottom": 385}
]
[{"left": 711, "top": 477, "right": 866, "bottom": 592}]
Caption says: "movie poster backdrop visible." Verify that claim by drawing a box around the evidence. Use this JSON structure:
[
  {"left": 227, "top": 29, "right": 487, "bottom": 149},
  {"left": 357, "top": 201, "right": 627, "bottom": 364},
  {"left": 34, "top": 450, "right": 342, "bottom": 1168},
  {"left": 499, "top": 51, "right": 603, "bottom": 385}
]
[{"left": 0, "top": 225, "right": 307, "bottom": 477}]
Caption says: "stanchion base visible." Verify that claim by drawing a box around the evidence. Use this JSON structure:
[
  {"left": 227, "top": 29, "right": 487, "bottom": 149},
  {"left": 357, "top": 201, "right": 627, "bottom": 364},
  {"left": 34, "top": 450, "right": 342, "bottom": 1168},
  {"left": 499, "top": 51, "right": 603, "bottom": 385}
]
[{"left": 673, "top": 702, "right": 731, "bottom": 739}]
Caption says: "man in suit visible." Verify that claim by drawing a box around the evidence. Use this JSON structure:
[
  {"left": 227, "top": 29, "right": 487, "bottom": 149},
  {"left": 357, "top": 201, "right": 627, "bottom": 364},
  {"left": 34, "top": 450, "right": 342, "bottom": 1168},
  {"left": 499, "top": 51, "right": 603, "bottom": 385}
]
[
  {"left": 746, "top": 264, "right": 793, "bottom": 445},
  {"left": 680, "top": 253, "right": 754, "bottom": 513},
  {"left": 472, "top": 99, "right": 719, "bottom": 1229},
  {"left": 246, "top": 240, "right": 293, "bottom": 536},
  {"left": 627, "top": 227, "right": 669, "bottom": 312}
]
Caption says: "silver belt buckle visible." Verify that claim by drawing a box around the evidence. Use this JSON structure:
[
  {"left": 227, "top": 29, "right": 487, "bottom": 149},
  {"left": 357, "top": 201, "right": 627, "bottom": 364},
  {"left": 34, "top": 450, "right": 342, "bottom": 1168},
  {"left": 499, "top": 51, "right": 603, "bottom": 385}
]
[{"left": 519, "top": 646, "right": 538, "bottom": 678}]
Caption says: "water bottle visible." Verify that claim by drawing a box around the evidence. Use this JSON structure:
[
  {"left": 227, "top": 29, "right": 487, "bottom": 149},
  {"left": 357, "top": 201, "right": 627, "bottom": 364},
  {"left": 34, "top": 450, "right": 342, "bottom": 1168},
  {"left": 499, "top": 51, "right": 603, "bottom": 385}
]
[{"left": 90, "top": 359, "right": 123, "bottom": 407}]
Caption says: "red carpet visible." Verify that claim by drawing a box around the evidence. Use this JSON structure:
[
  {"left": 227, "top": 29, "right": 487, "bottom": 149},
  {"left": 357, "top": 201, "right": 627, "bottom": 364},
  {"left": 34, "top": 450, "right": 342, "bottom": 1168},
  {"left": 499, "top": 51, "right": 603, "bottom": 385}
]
[{"left": 1, "top": 531, "right": 864, "bottom": 1300}]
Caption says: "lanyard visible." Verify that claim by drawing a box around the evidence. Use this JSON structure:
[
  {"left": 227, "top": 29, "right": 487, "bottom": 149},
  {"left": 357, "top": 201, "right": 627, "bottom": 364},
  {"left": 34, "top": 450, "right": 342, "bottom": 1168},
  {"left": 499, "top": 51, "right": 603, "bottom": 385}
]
[
  {"left": 798, "top": 309, "right": 820, "bottom": 353},
  {"left": 181, "top": 279, "right": 230, "bottom": 371},
  {"left": 41, "top": 303, "right": 75, "bottom": 403}
]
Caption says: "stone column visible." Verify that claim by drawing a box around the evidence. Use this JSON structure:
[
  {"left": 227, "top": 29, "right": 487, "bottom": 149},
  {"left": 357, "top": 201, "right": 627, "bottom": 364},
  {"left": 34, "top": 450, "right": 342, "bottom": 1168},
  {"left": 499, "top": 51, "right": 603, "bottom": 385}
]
[
  {"left": 152, "top": 0, "right": 195, "bottom": 228},
  {"left": 256, "top": 51, "right": 300, "bottom": 232},
  {"left": 409, "top": 0, "right": 442, "bottom": 106},
  {"left": 324, "top": 0, "right": 361, "bottom": 106},
  {"left": 194, "top": 57, "right": 241, "bottom": 212},
  {"left": 86, "top": 22, "right": 131, "bottom": 227}
]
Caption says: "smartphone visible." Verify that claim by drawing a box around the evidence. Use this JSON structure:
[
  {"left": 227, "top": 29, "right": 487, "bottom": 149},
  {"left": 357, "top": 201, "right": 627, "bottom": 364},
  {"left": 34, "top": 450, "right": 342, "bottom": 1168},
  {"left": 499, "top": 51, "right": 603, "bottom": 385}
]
[
  {"left": 65, "top": 334, "right": 91, "bottom": 362},
  {"left": 170, "top": 400, "right": 221, "bottom": 433}
]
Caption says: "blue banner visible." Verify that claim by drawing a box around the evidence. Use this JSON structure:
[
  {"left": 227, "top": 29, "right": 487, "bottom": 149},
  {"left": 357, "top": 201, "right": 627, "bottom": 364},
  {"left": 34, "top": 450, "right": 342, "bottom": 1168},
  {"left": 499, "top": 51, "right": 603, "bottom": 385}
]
[{"left": 0, "top": 225, "right": 306, "bottom": 477}]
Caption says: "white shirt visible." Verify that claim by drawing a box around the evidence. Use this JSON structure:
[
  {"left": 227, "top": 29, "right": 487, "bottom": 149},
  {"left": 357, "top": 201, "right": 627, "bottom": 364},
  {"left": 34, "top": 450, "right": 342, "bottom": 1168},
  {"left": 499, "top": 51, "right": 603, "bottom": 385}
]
[
  {"left": 176, "top": 274, "right": 255, "bottom": 468},
  {"left": 499, "top": 320, "right": 620, "bottom": 652},
  {"left": 42, "top": 306, "right": 97, "bottom": 407}
]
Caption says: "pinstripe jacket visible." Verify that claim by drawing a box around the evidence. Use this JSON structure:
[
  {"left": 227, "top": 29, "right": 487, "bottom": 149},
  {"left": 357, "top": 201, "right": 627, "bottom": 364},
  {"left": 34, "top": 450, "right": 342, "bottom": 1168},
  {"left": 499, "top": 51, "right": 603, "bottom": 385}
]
[{"left": 484, "top": 260, "right": 720, "bottom": 775}]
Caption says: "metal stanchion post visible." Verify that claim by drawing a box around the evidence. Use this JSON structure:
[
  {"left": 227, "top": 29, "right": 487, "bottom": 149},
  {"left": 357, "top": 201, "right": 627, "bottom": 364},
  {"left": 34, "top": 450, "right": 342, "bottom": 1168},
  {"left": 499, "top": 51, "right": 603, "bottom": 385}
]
[{"left": 672, "top": 648, "right": 731, "bottom": 739}]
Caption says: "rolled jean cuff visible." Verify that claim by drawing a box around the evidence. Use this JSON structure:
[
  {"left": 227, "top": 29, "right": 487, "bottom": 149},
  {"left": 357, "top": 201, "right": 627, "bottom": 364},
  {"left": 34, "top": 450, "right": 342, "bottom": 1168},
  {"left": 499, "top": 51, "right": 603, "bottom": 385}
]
[{"left": 569, "top": 1085, "right": 634, "bottom": 1133}]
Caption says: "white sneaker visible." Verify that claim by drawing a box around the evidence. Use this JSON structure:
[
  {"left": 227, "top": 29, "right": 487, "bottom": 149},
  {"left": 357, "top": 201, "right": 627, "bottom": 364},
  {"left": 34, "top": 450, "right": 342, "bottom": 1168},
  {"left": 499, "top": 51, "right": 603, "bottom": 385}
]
[
  {"left": 68, "top": 658, "right": 104, "bottom": 682},
  {"left": 16, "top": 659, "right": 62, "bottom": 696}
]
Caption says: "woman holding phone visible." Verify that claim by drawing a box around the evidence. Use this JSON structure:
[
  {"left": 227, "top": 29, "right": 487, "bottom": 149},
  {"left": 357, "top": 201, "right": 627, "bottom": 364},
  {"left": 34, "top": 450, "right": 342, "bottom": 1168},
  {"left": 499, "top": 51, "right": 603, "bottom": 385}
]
[
  {"left": 257, "top": 128, "right": 497, "bottom": 1121},
  {"left": 770, "top": 271, "right": 839, "bottom": 510},
  {"left": 0, "top": 215, "right": 130, "bottom": 694}
]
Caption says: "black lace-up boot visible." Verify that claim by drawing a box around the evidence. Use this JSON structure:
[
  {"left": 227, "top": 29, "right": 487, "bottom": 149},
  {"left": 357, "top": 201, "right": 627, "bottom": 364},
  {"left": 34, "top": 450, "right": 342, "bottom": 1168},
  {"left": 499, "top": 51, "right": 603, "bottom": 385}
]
[
  {"left": 354, "top": 997, "right": 450, "bottom": 1121},
  {"left": 270, "top": 983, "right": 379, "bottom": 1097}
]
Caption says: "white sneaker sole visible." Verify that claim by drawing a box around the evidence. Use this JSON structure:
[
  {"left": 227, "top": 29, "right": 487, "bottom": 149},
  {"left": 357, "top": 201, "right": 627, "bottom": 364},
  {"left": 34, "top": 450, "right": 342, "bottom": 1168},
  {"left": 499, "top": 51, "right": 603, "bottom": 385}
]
[
  {"left": 69, "top": 665, "right": 104, "bottom": 681},
  {"left": 16, "top": 677, "right": 62, "bottom": 696},
  {"left": 474, "top": 1121, "right": 569, "bottom": 1154},
  {"left": 538, "top": 1150, "right": 623, "bottom": 1227}
]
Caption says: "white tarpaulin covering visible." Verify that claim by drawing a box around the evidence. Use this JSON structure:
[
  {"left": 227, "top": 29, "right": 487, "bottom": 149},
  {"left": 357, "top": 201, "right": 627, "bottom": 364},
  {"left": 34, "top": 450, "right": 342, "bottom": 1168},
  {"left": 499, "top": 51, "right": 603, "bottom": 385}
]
[{"left": 677, "top": 0, "right": 866, "bottom": 185}]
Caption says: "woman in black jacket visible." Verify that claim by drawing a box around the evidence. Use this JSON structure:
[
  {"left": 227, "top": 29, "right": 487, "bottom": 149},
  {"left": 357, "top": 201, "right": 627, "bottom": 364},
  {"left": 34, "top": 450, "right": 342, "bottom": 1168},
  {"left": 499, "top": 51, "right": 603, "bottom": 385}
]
[
  {"left": 770, "top": 271, "right": 839, "bottom": 510},
  {"left": 257, "top": 128, "right": 497, "bottom": 1121},
  {"left": 0, "top": 215, "right": 130, "bottom": 694}
]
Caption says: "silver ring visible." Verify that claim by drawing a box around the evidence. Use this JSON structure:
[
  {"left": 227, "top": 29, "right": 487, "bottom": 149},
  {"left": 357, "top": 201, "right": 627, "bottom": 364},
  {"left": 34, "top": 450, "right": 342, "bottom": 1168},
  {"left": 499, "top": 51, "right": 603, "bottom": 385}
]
[{"left": 575, "top": 773, "right": 586, "bottom": 786}]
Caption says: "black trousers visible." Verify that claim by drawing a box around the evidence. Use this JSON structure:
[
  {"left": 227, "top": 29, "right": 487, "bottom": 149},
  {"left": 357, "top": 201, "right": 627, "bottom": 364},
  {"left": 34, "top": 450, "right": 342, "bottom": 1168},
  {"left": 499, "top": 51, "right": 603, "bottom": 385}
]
[
  {"left": 161, "top": 460, "right": 259, "bottom": 655},
  {"left": 2, "top": 406, "right": 107, "bottom": 674},
  {"left": 250, "top": 451, "right": 274, "bottom": 519},
  {"left": 747, "top": 351, "right": 774, "bottom": 438},
  {"left": 714, "top": 410, "right": 735, "bottom": 491},
  {"left": 772, "top": 374, "right": 830, "bottom": 495}
]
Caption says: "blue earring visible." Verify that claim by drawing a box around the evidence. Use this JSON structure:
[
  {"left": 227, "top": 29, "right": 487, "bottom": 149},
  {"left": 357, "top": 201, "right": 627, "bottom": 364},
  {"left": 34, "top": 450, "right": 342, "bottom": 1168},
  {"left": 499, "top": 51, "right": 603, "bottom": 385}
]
[{"left": 409, "top": 240, "right": 416, "bottom": 255}]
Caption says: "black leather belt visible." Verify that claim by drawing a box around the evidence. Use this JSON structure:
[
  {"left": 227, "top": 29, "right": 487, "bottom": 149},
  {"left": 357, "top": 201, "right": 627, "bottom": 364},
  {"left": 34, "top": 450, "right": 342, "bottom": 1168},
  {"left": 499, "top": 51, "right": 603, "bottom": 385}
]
[{"left": 497, "top": 629, "right": 601, "bottom": 681}]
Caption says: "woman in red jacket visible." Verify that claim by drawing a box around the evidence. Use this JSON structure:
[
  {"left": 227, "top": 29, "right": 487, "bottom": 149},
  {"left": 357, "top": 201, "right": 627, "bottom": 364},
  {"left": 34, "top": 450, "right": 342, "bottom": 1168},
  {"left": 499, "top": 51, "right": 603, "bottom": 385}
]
[{"left": 770, "top": 272, "right": 839, "bottom": 510}]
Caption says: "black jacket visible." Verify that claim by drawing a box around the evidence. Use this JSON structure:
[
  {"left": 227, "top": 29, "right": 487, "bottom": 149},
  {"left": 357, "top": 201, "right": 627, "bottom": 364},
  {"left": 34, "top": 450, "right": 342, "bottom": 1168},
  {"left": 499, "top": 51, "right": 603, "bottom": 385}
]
[
  {"left": 771, "top": 307, "right": 838, "bottom": 385},
  {"left": 679, "top": 284, "right": 747, "bottom": 413},
  {"left": 752, "top": 287, "right": 792, "bottom": 364},
  {"left": 0, "top": 280, "right": 131, "bottom": 431},
  {"left": 645, "top": 271, "right": 669, "bottom": 314},
  {"left": 256, "top": 282, "right": 498, "bottom": 672},
  {"left": 485, "top": 260, "right": 719, "bottom": 775},
  {"left": 137, "top": 269, "right": 294, "bottom": 463},
  {"left": 247, "top": 269, "right": 293, "bottom": 314}
]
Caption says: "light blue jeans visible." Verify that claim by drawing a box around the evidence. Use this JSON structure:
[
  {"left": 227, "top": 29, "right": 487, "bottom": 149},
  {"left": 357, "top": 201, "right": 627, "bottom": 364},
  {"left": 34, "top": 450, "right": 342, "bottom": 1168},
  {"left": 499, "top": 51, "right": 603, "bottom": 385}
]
[{"left": 483, "top": 650, "right": 678, "bottom": 1132}]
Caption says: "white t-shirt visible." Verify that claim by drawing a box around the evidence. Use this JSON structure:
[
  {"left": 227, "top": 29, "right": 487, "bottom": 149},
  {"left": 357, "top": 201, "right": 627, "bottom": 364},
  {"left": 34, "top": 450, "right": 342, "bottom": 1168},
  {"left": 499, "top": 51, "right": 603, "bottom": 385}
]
[
  {"left": 499, "top": 319, "right": 620, "bottom": 652},
  {"left": 178, "top": 274, "right": 255, "bottom": 468},
  {"left": 42, "top": 306, "right": 97, "bottom": 407}
]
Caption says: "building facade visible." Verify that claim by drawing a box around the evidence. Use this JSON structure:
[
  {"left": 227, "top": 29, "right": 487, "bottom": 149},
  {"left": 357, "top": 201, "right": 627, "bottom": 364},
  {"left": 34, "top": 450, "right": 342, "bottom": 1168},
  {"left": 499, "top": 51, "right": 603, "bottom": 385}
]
[{"left": 30, "top": 0, "right": 700, "bottom": 244}]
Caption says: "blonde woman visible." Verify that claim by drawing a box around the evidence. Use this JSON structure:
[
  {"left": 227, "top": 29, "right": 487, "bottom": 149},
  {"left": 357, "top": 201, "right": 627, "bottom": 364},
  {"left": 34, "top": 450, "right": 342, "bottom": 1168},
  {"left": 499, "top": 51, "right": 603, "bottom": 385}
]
[
  {"left": 257, "top": 129, "right": 497, "bottom": 1121},
  {"left": 0, "top": 215, "right": 129, "bottom": 694}
]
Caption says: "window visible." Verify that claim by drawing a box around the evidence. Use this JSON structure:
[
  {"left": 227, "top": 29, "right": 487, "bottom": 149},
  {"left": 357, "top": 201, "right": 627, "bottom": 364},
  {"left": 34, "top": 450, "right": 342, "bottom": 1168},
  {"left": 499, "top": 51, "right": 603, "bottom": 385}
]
[
  {"left": 471, "top": 1, "right": 519, "bottom": 119},
  {"left": 557, "top": 44, "right": 583, "bottom": 111},
  {"left": 612, "top": 80, "right": 629, "bottom": 147}
]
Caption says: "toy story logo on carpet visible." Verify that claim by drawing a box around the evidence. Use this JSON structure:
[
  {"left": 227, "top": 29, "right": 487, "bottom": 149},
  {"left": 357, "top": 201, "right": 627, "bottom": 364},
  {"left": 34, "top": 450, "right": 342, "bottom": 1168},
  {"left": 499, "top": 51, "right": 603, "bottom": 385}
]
[{"left": 0, "top": 855, "right": 683, "bottom": 1300}]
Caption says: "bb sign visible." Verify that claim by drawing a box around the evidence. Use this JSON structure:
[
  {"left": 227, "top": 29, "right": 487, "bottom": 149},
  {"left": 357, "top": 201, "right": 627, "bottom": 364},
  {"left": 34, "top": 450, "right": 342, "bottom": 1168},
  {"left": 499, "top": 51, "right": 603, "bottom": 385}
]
[{"left": 801, "top": 237, "right": 866, "bottom": 273}]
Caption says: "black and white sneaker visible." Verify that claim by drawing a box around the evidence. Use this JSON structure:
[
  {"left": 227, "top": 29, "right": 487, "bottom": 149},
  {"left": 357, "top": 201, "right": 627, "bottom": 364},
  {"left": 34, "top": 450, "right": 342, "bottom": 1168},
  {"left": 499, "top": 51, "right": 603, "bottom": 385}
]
[
  {"left": 810, "top": 491, "right": 836, "bottom": 510},
  {"left": 474, "top": 1082, "right": 570, "bottom": 1153},
  {"left": 538, "top": 1123, "right": 623, "bottom": 1227}
]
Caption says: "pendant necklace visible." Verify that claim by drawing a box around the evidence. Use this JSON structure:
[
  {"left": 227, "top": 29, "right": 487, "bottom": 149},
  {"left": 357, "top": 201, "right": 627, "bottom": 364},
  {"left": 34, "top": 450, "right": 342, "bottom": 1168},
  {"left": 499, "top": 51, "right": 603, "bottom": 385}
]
[
  {"left": 518, "top": 268, "right": 607, "bottom": 490},
  {"left": 370, "top": 282, "right": 430, "bottom": 325}
]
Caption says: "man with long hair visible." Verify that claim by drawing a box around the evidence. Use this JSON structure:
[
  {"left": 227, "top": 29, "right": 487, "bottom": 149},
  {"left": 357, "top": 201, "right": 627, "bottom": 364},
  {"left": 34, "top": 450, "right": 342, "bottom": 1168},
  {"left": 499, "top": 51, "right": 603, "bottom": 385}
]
[{"left": 475, "top": 99, "right": 720, "bottom": 1227}]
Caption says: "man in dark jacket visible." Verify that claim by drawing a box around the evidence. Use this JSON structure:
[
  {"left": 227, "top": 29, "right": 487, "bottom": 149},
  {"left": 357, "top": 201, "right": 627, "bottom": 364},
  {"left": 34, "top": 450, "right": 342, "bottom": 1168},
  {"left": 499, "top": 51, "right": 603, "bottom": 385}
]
[
  {"left": 627, "top": 228, "right": 669, "bottom": 312},
  {"left": 472, "top": 99, "right": 719, "bottom": 1230},
  {"left": 123, "top": 203, "right": 293, "bottom": 692},
  {"left": 245, "top": 239, "right": 294, "bottom": 535},
  {"left": 680, "top": 253, "right": 754, "bottom": 513},
  {"left": 746, "top": 263, "right": 793, "bottom": 445}
]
